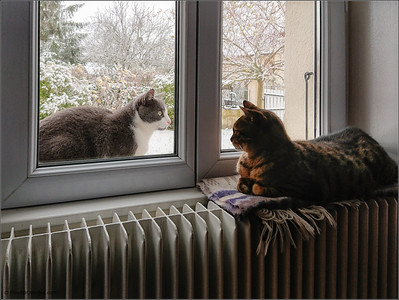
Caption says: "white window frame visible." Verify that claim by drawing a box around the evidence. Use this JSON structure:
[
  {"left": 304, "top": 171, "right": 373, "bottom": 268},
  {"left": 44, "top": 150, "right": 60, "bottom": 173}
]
[
  {"left": 196, "top": 1, "right": 347, "bottom": 179},
  {"left": 1, "top": 1, "right": 346, "bottom": 209}
]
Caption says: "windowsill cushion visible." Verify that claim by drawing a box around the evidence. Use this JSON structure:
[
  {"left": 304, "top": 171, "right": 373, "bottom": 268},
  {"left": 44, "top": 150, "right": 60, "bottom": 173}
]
[{"left": 197, "top": 175, "right": 398, "bottom": 255}]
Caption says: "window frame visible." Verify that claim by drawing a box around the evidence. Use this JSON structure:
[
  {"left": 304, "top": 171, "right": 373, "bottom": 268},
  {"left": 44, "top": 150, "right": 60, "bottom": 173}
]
[
  {"left": 1, "top": 1, "right": 197, "bottom": 209},
  {"left": 1, "top": 1, "right": 347, "bottom": 209},
  {"left": 319, "top": 1, "right": 348, "bottom": 134},
  {"left": 196, "top": 1, "right": 347, "bottom": 180}
]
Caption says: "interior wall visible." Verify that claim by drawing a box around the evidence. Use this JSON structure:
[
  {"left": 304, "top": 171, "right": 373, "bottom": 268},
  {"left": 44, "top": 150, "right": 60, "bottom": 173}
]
[{"left": 347, "top": 1, "right": 398, "bottom": 162}]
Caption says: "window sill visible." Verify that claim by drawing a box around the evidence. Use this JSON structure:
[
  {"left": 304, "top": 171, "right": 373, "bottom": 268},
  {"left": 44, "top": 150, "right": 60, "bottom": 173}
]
[{"left": 1, "top": 188, "right": 207, "bottom": 234}]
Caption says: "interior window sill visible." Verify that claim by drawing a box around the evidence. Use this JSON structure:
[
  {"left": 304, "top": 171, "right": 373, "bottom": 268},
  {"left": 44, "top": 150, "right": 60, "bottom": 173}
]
[{"left": 1, "top": 188, "right": 207, "bottom": 234}]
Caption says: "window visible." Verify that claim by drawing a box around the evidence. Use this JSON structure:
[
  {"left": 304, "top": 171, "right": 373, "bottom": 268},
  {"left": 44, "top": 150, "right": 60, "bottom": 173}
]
[
  {"left": 2, "top": 1, "right": 196, "bottom": 208},
  {"left": 196, "top": 1, "right": 346, "bottom": 180},
  {"left": 1, "top": 1, "right": 346, "bottom": 209},
  {"left": 38, "top": 1, "right": 176, "bottom": 165},
  {"left": 221, "top": 1, "right": 317, "bottom": 151}
]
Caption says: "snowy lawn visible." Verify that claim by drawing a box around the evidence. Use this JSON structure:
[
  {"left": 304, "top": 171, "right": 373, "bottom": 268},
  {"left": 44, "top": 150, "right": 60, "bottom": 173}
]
[{"left": 147, "top": 128, "right": 235, "bottom": 155}]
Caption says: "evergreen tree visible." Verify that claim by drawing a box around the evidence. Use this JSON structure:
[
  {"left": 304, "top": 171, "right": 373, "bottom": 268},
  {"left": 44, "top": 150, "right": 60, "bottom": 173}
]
[{"left": 40, "top": 1, "right": 86, "bottom": 64}]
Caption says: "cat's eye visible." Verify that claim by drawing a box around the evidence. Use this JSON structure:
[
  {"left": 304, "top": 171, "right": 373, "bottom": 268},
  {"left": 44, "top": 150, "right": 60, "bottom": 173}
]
[{"left": 158, "top": 111, "right": 163, "bottom": 117}]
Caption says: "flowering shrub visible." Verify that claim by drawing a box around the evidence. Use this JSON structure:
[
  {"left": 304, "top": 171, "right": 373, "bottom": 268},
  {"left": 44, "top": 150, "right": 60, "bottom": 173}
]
[
  {"left": 40, "top": 57, "right": 176, "bottom": 129},
  {"left": 39, "top": 56, "right": 92, "bottom": 119},
  {"left": 90, "top": 64, "right": 139, "bottom": 111}
]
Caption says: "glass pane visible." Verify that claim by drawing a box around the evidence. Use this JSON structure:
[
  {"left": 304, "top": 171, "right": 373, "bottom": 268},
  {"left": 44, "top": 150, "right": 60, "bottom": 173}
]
[
  {"left": 221, "top": 1, "right": 315, "bottom": 151},
  {"left": 38, "top": 1, "right": 176, "bottom": 165}
]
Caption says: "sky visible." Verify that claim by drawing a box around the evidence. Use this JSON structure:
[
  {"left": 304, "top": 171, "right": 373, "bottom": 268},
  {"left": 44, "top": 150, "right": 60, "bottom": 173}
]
[{"left": 70, "top": 1, "right": 174, "bottom": 22}]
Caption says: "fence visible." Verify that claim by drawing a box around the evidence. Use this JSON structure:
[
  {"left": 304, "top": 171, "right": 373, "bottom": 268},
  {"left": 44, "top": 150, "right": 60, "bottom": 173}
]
[
  {"left": 221, "top": 88, "right": 285, "bottom": 129},
  {"left": 264, "top": 88, "right": 285, "bottom": 121}
]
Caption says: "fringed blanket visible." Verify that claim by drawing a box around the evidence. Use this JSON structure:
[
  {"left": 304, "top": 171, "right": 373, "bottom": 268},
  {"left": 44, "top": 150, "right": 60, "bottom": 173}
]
[{"left": 198, "top": 175, "right": 398, "bottom": 255}]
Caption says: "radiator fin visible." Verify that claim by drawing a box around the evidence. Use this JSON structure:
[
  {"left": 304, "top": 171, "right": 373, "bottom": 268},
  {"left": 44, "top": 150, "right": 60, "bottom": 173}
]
[
  {"left": 387, "top": 197, "right": 398, "bottom": 299},
  {"left": 1, "top": 198, "right": 397, "bottom": 299},
  {"left": 358, "top": 202, "right": 369, "bottom": 298},
  {"left": 368, "top": 200, "right": 379, "bottom": 298}
]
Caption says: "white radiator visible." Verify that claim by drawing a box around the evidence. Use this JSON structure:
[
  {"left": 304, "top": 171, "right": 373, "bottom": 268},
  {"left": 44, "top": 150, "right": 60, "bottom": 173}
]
[{"left": 1, "top": 198, "right": 398, "bottom": 299}]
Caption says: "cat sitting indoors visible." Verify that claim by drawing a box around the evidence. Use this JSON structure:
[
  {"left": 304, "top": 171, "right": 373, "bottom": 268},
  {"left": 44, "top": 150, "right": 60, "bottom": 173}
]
[
  {"left": 231, "top": 100, "right": 398, "bottom": 208},
  {"left": 39, "top": 89, "right": 171, "bottom": 162}
]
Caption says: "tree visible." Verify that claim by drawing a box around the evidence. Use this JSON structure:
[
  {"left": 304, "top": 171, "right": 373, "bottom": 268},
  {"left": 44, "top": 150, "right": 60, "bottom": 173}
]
[
  {"left": 222, "top": 1, "right": 286, "bottom": 107},
  {"left": 40, "top": 1, "right": 86, "bottom": 64},
  {"left": 83, "top": 1, "right": 175, "bottom": 73}
]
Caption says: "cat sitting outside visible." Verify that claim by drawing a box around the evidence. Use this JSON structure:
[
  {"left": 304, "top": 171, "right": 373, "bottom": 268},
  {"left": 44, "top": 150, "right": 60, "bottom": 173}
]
[
  {"left": 231, "top": 100, "right": 398, "bottom": 208},
  {"left": 39, "top": 89, "right": 171, "bottom": 162}
]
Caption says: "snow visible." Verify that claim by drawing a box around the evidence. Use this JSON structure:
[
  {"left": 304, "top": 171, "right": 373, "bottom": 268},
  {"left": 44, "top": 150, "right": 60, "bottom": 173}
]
[
  {"left": 147, "top": 128, "right": 235, "bottom": 155},
  {"left": 147, "top": 130, "right": 174, "bottom": 155},
  {"left": 221, "top": 128, "right": 235, "bottom": 150}
]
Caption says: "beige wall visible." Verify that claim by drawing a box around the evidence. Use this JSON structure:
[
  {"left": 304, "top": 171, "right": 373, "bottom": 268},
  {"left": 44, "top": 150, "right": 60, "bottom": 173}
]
[
  {"left": 348, "top": 1, "right": 398, "bottom": 162},
  {"left": 284, "top": 1, "right": 314, "bottom": 140}
]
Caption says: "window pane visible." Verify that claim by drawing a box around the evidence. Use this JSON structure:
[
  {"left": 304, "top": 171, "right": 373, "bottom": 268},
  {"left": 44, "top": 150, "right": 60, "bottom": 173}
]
[
  {"left": 38, "top": 1, "right": 176, "bottom": 164},
  {"left": 221, "top": 1, "right": 316, "bottom": 151}
]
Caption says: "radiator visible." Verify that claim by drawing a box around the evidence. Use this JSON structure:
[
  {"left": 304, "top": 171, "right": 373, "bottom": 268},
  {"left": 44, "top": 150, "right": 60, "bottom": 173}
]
[{"left": 1, "top": 198, "right": 397, "bottom": 299}]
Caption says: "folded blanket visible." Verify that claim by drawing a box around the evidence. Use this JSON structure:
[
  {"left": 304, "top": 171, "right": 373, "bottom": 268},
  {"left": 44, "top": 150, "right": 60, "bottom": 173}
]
[{"left": 197, "top": 175, "right": 398, "bottom": 255}]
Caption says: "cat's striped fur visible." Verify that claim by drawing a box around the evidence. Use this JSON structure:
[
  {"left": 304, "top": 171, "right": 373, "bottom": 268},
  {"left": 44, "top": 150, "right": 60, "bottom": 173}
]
[{"left": 231, "top": 100, "right": 397, "bottom": 207}]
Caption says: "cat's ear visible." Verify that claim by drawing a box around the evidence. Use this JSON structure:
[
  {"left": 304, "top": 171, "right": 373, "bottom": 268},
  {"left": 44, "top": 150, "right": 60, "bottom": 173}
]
[
  {"left": 138, "top": 89, "right": 155, "bottom": 106},
  {"left": 145, "top": 89, "right": 155, "bottom": 101},
  {"left": 243, "top": 100, "right": 259, "bottom": 110},
  {"left": 240, "top": 106, "right": 252, "bottom": 117},
  {"left": 240, "top": 106, "right": 265, "bottom": 124}
]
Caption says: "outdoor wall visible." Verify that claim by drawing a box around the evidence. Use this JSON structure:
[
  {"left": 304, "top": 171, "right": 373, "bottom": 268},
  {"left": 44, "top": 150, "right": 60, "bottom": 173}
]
[
  {"left": 347, "top": 1, "right": 398, "bottom": 162},
  {"left": 284, "top": 1, "right": 315, "bottom": 140},
  {"left": 247, "top": 80, "right": 258, "bottom": 104}
]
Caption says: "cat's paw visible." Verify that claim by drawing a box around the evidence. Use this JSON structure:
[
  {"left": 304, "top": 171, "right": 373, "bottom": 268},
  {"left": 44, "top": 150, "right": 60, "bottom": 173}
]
[
  {"left": 252, "top": 183, "right": 263, "bottom": 195},
  {"left": 237, "top": 177, "right": 254, "bottom": 194},
  {"left": 252, "top": 183, "right": 281, "bottom": 197}
]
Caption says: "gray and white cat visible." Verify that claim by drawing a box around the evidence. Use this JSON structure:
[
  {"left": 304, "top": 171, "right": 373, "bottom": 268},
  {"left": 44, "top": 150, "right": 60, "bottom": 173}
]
[{"left": 39, "top": 89, "right": 171, "bottom": 162}]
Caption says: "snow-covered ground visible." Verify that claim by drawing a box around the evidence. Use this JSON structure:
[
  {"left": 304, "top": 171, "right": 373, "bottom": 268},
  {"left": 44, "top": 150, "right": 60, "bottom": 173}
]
[
  {"left": 147, "top": 128, "right": 235, "bottom": 155},
  {"left": 147, "top": 130, "right": 174, "bottom": 155},
  {"left": 221, "top": 128, "right": 235, "bottom": 150}
]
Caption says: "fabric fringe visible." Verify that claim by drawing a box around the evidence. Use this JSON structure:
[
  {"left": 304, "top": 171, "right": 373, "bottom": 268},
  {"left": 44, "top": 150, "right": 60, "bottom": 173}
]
[
  {"left": 256, "top": 205, "right": 336, "bottom": 256},
  {"left": 198, "top": 176, "right": 397, "bottom": 256}
]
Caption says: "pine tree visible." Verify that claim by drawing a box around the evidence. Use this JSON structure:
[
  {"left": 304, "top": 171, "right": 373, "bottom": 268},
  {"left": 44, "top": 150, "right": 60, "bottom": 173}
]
[{"left": 40, "top": 1, "right": 86, "bottom": 64}]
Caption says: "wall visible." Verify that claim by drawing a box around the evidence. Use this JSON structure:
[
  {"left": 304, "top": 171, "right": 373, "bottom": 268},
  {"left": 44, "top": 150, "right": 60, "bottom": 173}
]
[
  {"left": 284, "top": 1, "right": 314, "bottom": 140},
  {"left": 348, "top": 1, "right": 398, "bottom": 162}
]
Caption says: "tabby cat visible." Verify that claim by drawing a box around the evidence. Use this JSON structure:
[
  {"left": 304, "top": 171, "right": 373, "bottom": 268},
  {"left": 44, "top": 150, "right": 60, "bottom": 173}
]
[
  {"left": 39, "top": 89, "right": 171, "bottom": 162},
  {"left": 231, "top": 100, "right": 398, "bottom": 208}
]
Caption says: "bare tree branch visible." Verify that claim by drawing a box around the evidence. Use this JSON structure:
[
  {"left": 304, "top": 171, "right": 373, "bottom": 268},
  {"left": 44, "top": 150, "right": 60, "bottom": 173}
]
[
  {"left": 83, "top": 1, "right": 174, "bottom": 72},
  {"left": 222, "top": 1, "right": 286, "bottom": 90}
]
